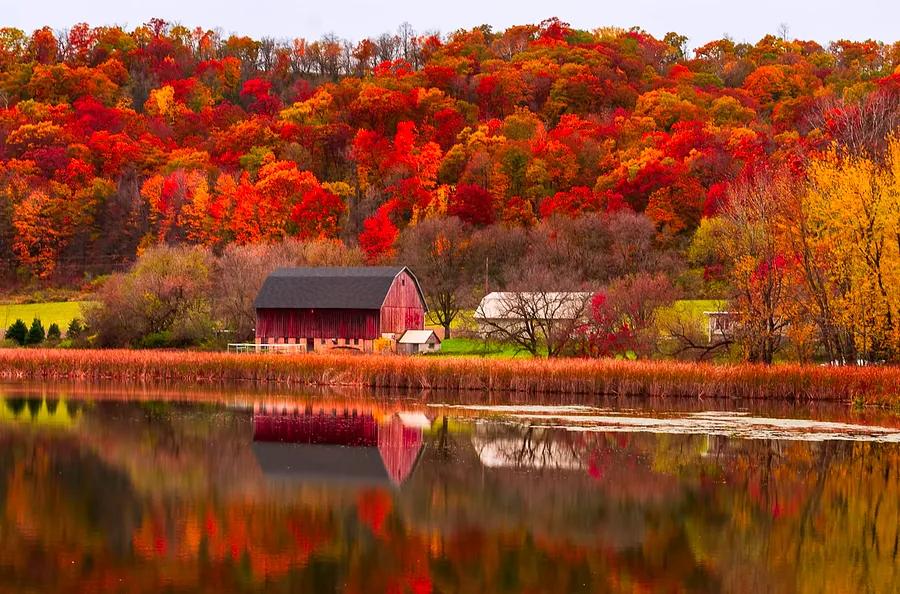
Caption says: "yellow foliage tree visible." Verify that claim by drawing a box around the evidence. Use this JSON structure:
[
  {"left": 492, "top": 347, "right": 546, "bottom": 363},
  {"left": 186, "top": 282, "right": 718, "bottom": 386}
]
[{"left": 801, "top": 139, "right": 900, "bottom": 361}]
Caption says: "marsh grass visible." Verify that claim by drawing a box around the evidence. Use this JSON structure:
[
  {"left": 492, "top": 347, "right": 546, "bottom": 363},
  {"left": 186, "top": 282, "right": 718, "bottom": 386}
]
[{"left": 0, "top": 349, "right": 897, "bottom": 404}]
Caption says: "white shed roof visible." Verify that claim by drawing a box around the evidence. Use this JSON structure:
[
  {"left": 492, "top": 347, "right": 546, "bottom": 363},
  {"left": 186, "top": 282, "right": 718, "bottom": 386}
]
[{"left": 398, "top": 330, "right": 439, "bottom": 344}]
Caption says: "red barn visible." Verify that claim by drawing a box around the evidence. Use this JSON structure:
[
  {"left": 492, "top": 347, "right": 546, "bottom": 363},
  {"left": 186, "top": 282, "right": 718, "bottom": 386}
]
[{"left": 254, "top": 266, "right": 427, "bottom": 352}]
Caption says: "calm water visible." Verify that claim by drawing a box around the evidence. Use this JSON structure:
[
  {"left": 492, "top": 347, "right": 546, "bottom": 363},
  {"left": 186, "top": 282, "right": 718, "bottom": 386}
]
[{"left": 0, "top": 383, "right": 898, "bottom": 593}]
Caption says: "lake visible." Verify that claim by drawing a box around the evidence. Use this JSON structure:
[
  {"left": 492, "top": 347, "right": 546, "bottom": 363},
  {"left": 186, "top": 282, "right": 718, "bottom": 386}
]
[{"left": 0, "top": 382, "right": 898, "bottom": 593}]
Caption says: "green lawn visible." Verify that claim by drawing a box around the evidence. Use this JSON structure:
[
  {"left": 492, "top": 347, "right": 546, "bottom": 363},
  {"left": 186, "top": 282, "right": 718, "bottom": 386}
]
[
  {"left": 433, "top": 337, "right": 535, "bottom": 358},
  {"left": 657, "top": 299, "right": 726, "bottom": 332},
  {"left": 426, "top": 310, "right": 475, "bottom": 332},
  {"left": 668, "top": 299, "right": 727, "bottom": 317},
  {"left": 0, "top": 301, "right": 88, "bottom": 333}
]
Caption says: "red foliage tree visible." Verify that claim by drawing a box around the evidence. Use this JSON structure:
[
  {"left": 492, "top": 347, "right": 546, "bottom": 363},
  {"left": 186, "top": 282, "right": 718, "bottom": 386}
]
[
  {"left": 448, "top": 184, "right": 495, "bottom": 226},
  {"left": 359, "top": 207, "right": 399, "bottom": 263},
  {"left": 290, "top": 186, "right": 347, "bottom": 239}
]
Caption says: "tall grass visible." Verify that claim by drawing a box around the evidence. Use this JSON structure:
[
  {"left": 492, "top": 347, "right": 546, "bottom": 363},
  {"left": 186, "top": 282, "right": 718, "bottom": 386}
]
[{"left": 0, "top": 349, "right": 898, "bottom": 404}]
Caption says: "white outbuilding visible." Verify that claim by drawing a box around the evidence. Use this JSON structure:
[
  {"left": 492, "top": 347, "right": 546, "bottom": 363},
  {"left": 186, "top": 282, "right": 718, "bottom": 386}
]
[
  {"left": 397, "top": 329, "right": 442, "bottom": 354},
  {"left": 474, "top": 291, "right": 592, "bottom": 334}
]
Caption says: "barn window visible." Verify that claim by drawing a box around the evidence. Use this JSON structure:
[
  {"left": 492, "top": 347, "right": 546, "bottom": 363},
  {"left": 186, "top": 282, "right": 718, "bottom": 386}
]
[
  {"left": 354, "top": 338, "right": 360, "bottom": 345},
  {"left": 320, "top": 339, "right": 325, "bottom": 345},
  {"left": 332, "top": 338, "right": 338, "bottom": 345},
  {"left": 401, "top": 278, "right": 406, "bottom": 286}
]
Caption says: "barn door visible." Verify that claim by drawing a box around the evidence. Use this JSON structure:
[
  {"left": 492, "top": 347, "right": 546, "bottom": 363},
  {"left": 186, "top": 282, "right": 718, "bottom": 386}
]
[{"left": 306, "top": 338, "right": 314, "bottom": 352}]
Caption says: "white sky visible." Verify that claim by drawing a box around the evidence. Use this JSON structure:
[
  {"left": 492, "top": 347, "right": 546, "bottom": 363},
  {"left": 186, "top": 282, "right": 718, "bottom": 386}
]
[{"left": 3, "top": 1, "right": 897, "bottom": 48}]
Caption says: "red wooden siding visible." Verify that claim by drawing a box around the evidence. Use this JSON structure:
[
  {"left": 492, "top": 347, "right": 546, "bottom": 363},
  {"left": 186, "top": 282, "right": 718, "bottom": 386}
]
[
  {"left": 380, "top": 270, "right": 425, "bottom": 334},
  {"left": 253, "top": 410, "right": 378, "bottom": 446},
  {"left": 377, "top": 415, "right": 424, "bottom": 485},
  {"left": 252, "top": 408, "right": 423, "bottom": 485},
  {"left": 256, "top": 308, "right": 379, "bottom": 340}
]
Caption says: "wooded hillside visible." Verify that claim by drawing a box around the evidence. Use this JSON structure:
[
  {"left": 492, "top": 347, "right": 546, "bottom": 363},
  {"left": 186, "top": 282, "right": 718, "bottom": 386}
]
[{"left": 1, "top": 18, "right": 898, "bottom": 277}]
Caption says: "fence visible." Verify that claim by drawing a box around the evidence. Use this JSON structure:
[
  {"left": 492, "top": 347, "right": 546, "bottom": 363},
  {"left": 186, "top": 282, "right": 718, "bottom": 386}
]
[{"left": 227, "top": 343, "right": 307, "bottom": 354}]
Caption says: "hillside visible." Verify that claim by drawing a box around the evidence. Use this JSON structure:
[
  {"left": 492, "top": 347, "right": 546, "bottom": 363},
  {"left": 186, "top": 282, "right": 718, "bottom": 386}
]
[{"left": 1, "top": 18, "right": 898, "bottom": 279}]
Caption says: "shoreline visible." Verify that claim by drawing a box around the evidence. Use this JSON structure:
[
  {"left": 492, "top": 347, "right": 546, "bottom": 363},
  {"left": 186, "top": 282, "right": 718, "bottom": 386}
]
[{"left": 0, "top": 349, "right": 898, "bottom": 404}]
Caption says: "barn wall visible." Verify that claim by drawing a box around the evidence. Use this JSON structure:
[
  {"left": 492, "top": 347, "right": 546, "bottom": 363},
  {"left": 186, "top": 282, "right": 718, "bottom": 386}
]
[
  {"left": 254, "top": 410, "right": 378, "bottom": 446},
  {"left": 256, "top": 308, "right": 379, "bottom": 340},
  {"left": 380, "top": 270, "right": 426, "bottom": 335}
]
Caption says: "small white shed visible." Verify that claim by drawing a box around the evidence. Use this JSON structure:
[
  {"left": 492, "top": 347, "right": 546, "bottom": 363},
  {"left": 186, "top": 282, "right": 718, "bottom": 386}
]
[{"left": 397, "top": 329, "right": 442, "bottom": 354}]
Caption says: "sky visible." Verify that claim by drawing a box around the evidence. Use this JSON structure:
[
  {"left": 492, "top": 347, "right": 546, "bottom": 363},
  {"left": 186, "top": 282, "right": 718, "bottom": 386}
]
[{"left": 3, "top": 1, "right": 898, "bottom": 48}]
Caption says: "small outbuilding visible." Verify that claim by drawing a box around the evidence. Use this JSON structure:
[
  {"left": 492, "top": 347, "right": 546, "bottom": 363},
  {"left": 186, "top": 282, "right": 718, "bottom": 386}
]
[
  {"left": 475, "top": 291, "right": 592, "bottom": 335},
  {"left": 397, "top": 329, "right": 441, "bottom": 354},
  {"left": 254, "top": 266, "right": 427, "bottom": 353},
  {"left": 704, "top": 311, "right": 737, "bottom": 342}
]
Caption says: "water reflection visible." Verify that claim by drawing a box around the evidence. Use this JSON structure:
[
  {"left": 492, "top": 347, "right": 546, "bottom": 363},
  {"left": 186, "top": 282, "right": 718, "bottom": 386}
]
[
  {"left": 0, "top": 391, "right": 897, "bottom": 593},
  {"left": 252, "top": 401, "right": 425, "bottom": 486}
]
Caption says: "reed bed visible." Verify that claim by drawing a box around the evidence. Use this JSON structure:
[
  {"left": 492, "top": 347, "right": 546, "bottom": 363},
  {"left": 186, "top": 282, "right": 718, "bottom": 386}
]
[{"left": 0, "top": 349, "right": 898, "bottom": 404}]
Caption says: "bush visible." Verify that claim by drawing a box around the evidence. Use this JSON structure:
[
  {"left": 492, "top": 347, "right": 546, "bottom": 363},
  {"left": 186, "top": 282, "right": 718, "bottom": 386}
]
[
  {"left": 4, "top": 319, "right": 28, "bottom": 346},
  {"left": 138, "top": 331, "right": 174, "bottom": 349},
  {"left": 22, "top": 287, "right": 80, "bottom": 304},
  {"left": 86, "top": 245, "right": 215, "bottom": 347},
  {"left": 26, "top": 318, "right": 45, "bottom": 345},
  {"left": 67, "top": 318, "right": 85, "bottom": 339},
  {"left": 47, "top": 323, "right": 62, "bottom": 341},
  {"left": 373, "top": 337, "right": 393, "bottom": 353}
]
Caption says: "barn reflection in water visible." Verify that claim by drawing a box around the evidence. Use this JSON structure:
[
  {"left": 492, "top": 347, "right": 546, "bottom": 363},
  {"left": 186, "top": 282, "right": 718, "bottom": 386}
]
[{"left": 251, "top": 401, "right": 426, "bottom": 486}]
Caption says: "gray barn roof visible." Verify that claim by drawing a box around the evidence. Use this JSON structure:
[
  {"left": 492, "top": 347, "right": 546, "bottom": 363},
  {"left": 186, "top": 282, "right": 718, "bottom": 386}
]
[
  {"left": 252, "top": 442, "right": 393, "bottom": 486},
  {"left": 254, "top": 266, "right": 426, "bottom": 310}
]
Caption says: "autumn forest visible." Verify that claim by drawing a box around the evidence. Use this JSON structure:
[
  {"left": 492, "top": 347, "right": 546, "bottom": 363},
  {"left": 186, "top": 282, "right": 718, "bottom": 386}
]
[
  {"left": 0, "top": 18, "right": 899, "bottom": 362},
  {"left": 1, "top": 14, "right": 899, "bottom": 592}
]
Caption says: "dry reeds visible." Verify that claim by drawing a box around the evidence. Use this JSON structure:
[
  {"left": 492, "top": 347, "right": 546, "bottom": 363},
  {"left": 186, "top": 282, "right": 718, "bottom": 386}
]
[{"left": 0, "top": 349, "right": 898, "bottom": 404}]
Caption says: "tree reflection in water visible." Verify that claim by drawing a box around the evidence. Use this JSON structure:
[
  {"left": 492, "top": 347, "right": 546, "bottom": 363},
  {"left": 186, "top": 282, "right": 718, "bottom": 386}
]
[{"left": 0, "top": 394, "right": 897, "bottom": 593}]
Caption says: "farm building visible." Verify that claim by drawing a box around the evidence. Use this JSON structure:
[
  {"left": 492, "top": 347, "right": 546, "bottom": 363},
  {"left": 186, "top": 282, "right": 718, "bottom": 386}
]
[
  {"left": 704, "top": 311, "right": 738, "bottom": 342},
  {"left": 397, "top": 329, "right": 441, "bottom": 354},
  {"left": 475, "top": 291, "right": 592, "bottom": 335},
  {"left": 254, "top": 266, "right": 427, "bottom": 353}
]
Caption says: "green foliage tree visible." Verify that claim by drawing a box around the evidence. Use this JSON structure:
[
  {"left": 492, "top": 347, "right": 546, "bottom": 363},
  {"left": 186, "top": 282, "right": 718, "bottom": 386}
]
[
  {"left": 66, "top": 318, "right": 84, "bottom": 339},
  {"left": 25, "top": 318, "right": 45, "bottom": 345},
  {"left": 47, "top": 322, "right": 61, "bottom": 341},
  {"left": 4, "top": 319, "right": 28, "bottom": 345}
]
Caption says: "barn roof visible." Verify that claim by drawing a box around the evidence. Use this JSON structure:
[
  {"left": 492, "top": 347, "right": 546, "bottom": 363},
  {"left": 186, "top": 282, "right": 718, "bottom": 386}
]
[
  {"left": 252, "top": 411, "right": 425, "bottom": 486},
  {"left": 254, "top": 266, "right": 426, "bottom": 310}
]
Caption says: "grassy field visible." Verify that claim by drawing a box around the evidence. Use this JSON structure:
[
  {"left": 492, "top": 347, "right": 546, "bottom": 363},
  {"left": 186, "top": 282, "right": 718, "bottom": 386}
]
[
  {"left": 436, "top": 338, "right": 534, "bottom": 358},
  {"left": 667, "top": 299, "right": 727, "bottom": 318},
  {"left": 426, "top": 310, "right": 475, "bottom": 332},
  {"left": 0, "top": 302, "right": 87, "bottom": 332},
  {"left": 656, "top": 299, "right": 727, "bottom": 334}
]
